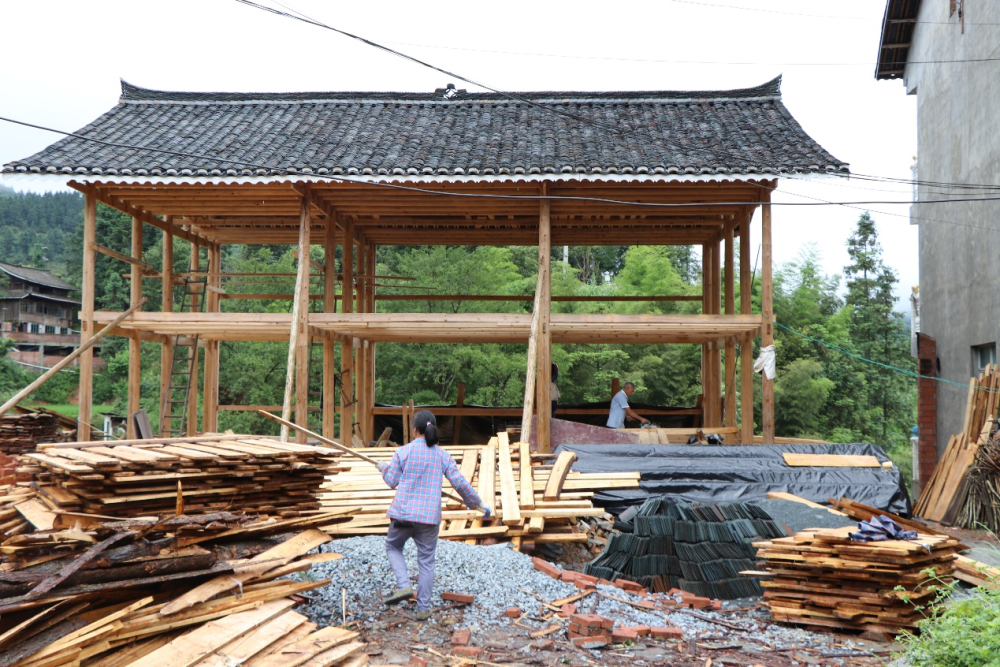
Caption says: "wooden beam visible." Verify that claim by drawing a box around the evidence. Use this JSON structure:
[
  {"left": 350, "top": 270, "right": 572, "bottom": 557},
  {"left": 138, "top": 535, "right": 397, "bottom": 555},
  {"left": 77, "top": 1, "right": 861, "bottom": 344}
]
[
  {"left": 281, "top": 195, "right": 311, "bottom": 443},
  {"left": 323, "top": 219, "right": 337, "bottom": 441},
  {"left": 127, "top": 216, "right": 143, "bottom": 439},
  {"left": 373, "top": 294, "right": 702, "bottom": 302},
  {"left": 520, "top": 203, "right": 547, "bottom": 444},
  {"left": 78, "top": 194, "right": 96, "bottom": 441},
  {"left": 92, "top": 242, "right": 156, "bottom": 274},
  {"left": 339, "top": 218, "right": 354, "bottom": 443},
  {"left": 68, "top": 182, "right": 204, "bottom": 246},
  {"left": 536, "top": 196, "right": 553, "bottom": 454},
  {"left": 160, "top": 223, "right": 174, "bottom": 436},
  {"left": 452, "top": 382, "right": 466, "bottom": 445},
  {"left": 203, "top": 244, "right": 221, "bottom": 433},
  {"left": 186, "top": 242, "right": 200, "bottom": 436},
  {"left": 761, "top": 191, "right": 775, "bottom": 443},
  {"left": 724, "top": 224, "right": 736, "bottom": 429},
  {"left": 740, "top": 212, "right": 753, "bottom": 444}
]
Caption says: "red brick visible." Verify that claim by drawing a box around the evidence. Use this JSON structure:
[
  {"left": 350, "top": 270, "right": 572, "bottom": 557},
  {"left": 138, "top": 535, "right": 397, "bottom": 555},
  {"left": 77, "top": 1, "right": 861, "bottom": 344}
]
[
  {"left": 505, "top": 606, "right": 522, "bottom": 618},
  {"left": 574, "top": 572, "right": 599, "bottom": 586},
  {"left": 532, "top": 557, "right": 562, "bottom": 579},
  {"left": 711, "top": 599, "right": 722, "bottom": 610},
  {"left": 599, "top": 616, "right": 614, "bottom": 629},
  {"left": 650, "top": 626, "right": 684, "bottom": 640},
  {"left": 570, "top": 614, "right": 603, "bottom": 629},
  {"left": 558, "top": 603, "right": 577, "bottom": 617},
  {"left": 441, "top": 591, "right": 475, "bottom": 604},
  {"left": 567, "top": 630, "right": 584, "bottom": 640},
  {"left": 598, "top": 578, "right": 614, "bottom": 587},
  {"left": 559, "top": 570, "right": 578, "bottom": 583},
  {"left": 453, "top": 646, "right": 484, "bottom": 658},
  {"left": 450, "top": 629, "right": 471, "bottom": 646},
  {"left": 624, "top": 625, "right": 650, "bottom": 637},
  {"left": 612, "top": 628, "right": 639, "bottom": 643},
  {"left": 573, "top": 579, "right": 597, "bottom": 591},
  {"left": 571, "top": 636, "right": 608, "bottom": 650},
  {"left": 408, "top": 656, "right": 428, "bottom": 667},
  {"left": 636, "top": 600, "right": 656, "bottom": 610},
  {"left": 532, "top": 639, "right": 555, "bottom": 651},
  {"left": 614, "top": 578, "right": 640, "bottom": 590},
  {"left": 688, "top": 597, "right": 712, "bottom": 610}
]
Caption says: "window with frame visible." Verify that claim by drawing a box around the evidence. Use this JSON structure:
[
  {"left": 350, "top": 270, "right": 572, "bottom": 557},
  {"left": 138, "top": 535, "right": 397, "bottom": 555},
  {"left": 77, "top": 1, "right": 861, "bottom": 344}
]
[{"left": 972, "top": 343, "right": 996, "bottom": 375}]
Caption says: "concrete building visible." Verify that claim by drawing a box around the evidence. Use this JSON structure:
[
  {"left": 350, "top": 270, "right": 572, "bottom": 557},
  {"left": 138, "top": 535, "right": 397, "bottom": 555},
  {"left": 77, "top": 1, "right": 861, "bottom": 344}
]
[
  {"left": 876, "top": 0, "right": 1000, "bottom": 484},
  {"left": 0, "top": 261, "right": 82, "bottom": 368}
]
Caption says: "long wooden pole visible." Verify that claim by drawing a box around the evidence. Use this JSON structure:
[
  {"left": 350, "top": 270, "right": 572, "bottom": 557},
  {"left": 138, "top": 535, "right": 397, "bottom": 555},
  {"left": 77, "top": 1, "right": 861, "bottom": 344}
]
[
  {"left": 159, "top": 223, "right": 174, "bottom": 436},
  {"left": 281, "top": 195, "right": 311, "bottom": 442},
  {"left": 520, "top": 259, "right": 546, "bottom": 442},
  {"left": 339, "top": 219, "right": 354, "bottom": 442},
  {"left": 186, "top": 242, "right": 200, "bottom": 437},
  {"left": 536, "top": 197, "right": 552, "bottom": 454},
  {"left": 203, "top": 244, "right": 221, "bottom": 432},
  {"left": 323, "top": 220, "right": 337, "bottom": 441},
  {"left": 761, "top": 190, "right": 775, "bottom": 443},
  {"left": 739, "top": 210, "right": 754, "bottom": 443},
  {"left": 724, "top": 224, "right": 736, "bottom": 429},
  {"left": 257, "top": 410, "right": 481, "bottom": 509},
  {"left": 126, "top": 216, "right": 143, "bottom": 438},
  {"left": 0, "top": 299, "right": 148, "bottom": 418},
  {"left": 78, "top": 194, "right": 96, "bottom": 441}
]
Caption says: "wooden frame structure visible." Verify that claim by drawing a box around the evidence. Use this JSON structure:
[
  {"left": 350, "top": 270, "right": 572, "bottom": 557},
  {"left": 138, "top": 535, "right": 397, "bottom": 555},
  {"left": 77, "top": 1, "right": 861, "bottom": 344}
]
[{"left": 3, "top": 78, "right": 847, "bottom": 451}]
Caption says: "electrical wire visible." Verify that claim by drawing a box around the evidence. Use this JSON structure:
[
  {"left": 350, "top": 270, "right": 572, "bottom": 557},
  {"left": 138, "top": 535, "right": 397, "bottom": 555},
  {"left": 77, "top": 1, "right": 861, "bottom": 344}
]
[{"left": 665, "top": 0, "right": 1000, "bottom": 27}]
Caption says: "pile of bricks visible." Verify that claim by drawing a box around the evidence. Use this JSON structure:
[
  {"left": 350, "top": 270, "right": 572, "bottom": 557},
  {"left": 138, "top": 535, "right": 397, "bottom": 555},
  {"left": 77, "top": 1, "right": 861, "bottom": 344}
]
[{"left": 567, "top": 613, "right": 613, "bottom": 649}]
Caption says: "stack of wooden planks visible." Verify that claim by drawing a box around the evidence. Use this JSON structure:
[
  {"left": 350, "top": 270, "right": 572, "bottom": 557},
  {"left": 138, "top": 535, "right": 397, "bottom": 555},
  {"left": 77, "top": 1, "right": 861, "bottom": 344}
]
[
  {"left": 754, "top": 526, "right": 961, "bottom": 636},
  {"left": 319, "top": 433, "right": 639, "bottom": 549},
  {"left": 0, "top": 413, "right": 65, "bottom": 455},
  {"left": 914, "top": 363, "right": 1000, "bottom": 522},
  {"left": 0, "top": 493, "right": 368, "bottom": 667},
  {"left": 17, "top": 435, "right": 340, "bottom": 519}
]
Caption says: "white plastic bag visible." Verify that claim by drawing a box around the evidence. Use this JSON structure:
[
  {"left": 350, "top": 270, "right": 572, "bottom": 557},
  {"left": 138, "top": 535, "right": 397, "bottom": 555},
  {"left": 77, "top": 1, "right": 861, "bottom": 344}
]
[{"left": 753, "top": 344, "right": 776, "bottom": 380}]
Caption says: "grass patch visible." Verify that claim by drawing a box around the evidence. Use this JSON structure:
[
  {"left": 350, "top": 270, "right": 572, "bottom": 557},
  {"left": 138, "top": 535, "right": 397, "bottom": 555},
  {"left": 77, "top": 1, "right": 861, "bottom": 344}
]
[{"left": 24, "top": 404, "right": 117, "bottom": 419}]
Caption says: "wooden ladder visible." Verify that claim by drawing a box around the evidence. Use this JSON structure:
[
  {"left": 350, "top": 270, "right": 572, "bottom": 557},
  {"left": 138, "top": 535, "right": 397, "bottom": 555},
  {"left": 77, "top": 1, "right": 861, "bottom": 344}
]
[{"left": 159, "top": 278, "right": 206, "bottom": 436}]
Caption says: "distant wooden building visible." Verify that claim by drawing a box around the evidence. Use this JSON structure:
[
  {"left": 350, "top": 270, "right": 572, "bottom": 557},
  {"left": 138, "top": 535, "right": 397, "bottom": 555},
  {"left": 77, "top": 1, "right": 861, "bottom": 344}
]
[
  {"left": 0, "top": 262, "right": 82, "bottom": 368},
  {"left": 2, "top": 77, "right": 847, "bottom": 445}
]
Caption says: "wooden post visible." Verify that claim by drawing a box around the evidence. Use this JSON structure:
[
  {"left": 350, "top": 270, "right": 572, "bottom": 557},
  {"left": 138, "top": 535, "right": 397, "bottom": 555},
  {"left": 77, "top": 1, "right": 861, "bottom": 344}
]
[
  {"left": 452, "top": 382, "right": 466, "bottom": 445},
  {"left": 186, "top": 242, "right": 200, "bottom": 436},
  {"left": 724, "top": 225, "right": 736, "bottom": 429},
  {"left": 611, "top": 378, "right": 620, "bottom": 398},
  {"left": 339, "top": 219, "right": 354, "bottom": 443},
  {"left": 159, "top": 224, "right": 173, "bottom": 436},
  {"left": 520, "top": 267, "right": 544, "bottom": 442},
  {"left": 203, "top": 244, "right": 221, "bottom": 433},
  {"left": 78, "top": 194, "right": 96, "bottom": 441},
  {"left": 281, "top": 195, "right": 311, "bottom": 443},
  {"left": 536, "top": 197, "right": 552, "bottom": 454},
  {"left": 127, "top": 216, "right": 143, "bottom": 438},
  {"left": 761, "top": 191, "right": 775, "bottom": 443},
  {"left": 740, "top": 212, "right": 754, "bottom": 443},
  {"left": 323, "top": 220, "right": 337, "bottom": 440},
  {"left": 356, "top": 241, "right": 368, "bottom": 444},
  {"left": 367, "top": 243, "right": 376, "bottom": 441}
]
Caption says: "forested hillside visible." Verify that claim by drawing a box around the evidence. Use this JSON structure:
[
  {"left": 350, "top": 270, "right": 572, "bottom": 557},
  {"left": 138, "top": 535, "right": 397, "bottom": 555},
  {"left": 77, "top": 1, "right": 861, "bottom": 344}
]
[
  {"left": 0, "top": 186, "right": 82, "bottom": 274},
  {"left": 0, "top": 190, "right": 915, "bottom": 467}
]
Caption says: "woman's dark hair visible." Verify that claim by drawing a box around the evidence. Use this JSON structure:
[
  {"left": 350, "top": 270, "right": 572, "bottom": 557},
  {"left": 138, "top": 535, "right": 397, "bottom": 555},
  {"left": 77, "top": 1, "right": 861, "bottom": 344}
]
[
  {"left": 412, "top": 409, "right": 438, "bottom": 447},
  {"left": 551, "top": 363, "right": 559, "bottom": 383}
]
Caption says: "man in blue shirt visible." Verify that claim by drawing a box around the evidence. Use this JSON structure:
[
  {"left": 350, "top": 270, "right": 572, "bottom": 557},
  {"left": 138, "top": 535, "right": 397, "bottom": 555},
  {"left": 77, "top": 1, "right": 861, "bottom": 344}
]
[{"left": 606, "top": 382, "right": 649, "bottom": 428}]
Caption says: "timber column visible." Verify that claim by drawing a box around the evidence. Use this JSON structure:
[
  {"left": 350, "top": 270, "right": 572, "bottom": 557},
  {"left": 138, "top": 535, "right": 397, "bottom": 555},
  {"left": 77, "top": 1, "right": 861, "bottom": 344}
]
[
  {"left": 761, "top": 190, "right": 775, "bottom": 443},
  {"left": 186, "top": 241, "right": 199, "bottom": 436},
  {"left": 159, "top": 223, "right": 173, "bottom": 435},
  {"left": 339, "top": 219, "right": 354, "bottom": 443},
  {"left": 355, "top": 241, "right": 368, "bottom": 444},
  {"left": 322, "top": 220, "right": 337, "bottom": 440},
  {"left": 126, "top": 215, "right": 143, "bottom": 438},
  {"left": 281, "top": 194, "right": 311, "bottom": 443},
  {"left": 739, "top": 209, "right": 754, "bottom": 443},
  {"left": 203, "top": 244, "right": 221, "bottom": 432},
  {"left": 724, "top": 223, "right": 736, "bottom": 430},
  {"left": 78, "top": 194, "right": 96, "bottom": 441},
  {"left": 536, "top": 197, "right": 552, "bottom": 453}
]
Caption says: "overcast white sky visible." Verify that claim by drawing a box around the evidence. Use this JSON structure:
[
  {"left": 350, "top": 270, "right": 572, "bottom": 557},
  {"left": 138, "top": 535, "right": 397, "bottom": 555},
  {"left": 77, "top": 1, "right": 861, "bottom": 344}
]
[{"left": 0, "top": 0, "right": 918, "bottom": 306}]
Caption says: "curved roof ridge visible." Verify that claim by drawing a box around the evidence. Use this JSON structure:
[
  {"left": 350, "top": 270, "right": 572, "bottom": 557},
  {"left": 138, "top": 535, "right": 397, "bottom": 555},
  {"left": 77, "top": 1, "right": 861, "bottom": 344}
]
[{"left": 120, "top": 75, "right": 783, "bottom": 104}]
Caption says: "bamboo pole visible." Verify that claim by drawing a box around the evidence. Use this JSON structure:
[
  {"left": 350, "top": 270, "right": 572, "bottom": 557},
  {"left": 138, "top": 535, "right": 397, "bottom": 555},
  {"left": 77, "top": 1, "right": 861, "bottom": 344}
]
[
  {"left": 0, "top": 299, "right": 148, "bottom": 418},
  {"left": 281, "top": 195, "right": 311, "bottom": 442}
]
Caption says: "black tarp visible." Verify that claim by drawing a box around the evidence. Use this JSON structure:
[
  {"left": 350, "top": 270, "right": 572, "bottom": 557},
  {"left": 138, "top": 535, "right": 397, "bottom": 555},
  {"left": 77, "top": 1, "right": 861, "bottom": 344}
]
[{"left": 553, "top": 443, "right": 912, "bottom": 517}]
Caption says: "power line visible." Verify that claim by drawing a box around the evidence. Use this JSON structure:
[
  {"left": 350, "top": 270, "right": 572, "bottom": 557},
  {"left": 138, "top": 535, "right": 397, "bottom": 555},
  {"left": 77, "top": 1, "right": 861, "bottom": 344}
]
[{"left": 666, "top": 0, "right": 1000, "bottom": 26}]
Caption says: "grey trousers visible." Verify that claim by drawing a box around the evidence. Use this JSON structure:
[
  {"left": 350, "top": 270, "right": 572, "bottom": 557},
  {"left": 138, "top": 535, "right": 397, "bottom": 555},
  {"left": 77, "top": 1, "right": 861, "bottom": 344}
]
[{"left": 385, "top": 519, "right": 440, "bottom": 612}]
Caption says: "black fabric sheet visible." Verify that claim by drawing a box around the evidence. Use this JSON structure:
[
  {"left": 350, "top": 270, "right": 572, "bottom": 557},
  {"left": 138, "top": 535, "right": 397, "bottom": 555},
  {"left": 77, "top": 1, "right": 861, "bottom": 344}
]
[{"left": 553, "top": 443, "right": 912, "bottom": 517}]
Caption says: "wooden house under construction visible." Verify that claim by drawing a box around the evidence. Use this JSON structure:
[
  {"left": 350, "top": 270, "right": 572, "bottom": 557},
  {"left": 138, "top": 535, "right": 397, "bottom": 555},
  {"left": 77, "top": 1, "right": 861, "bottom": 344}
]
[{"left": 2, "top": 76, "right": 847, "bottom": 450}]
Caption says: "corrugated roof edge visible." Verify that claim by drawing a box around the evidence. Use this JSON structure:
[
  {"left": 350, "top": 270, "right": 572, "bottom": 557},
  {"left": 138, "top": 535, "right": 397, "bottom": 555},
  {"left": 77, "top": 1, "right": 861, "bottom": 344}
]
[{"left": 119, "top": 75, "right": 784, "bottom": 104}]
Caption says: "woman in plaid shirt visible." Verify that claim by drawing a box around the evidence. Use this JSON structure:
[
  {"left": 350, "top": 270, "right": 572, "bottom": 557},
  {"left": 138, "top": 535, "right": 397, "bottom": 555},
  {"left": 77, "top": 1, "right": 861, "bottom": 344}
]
[{"left": 377, "top": 410, "right": 490, "bottom": 620}]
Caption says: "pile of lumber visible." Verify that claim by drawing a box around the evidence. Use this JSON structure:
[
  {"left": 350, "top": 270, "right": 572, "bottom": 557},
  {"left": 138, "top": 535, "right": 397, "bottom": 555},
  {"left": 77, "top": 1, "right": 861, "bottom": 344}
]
[
  {"left": 0, "top": 413, "right": 65, "bottom": 455},
  {"left": 955, "top": 430, "right": 1000, "bottom": 532},
  {"left": 319, "top": 433, "right": 639, "bottom": 549},
  {"left": 17, "top": 435, "right": 340, "bottom": 518},
  {"left": 754, "top": 526, "right": 961, "bottom": 635},
  {"left": 0, "top": 490, "right": 367, "bottom": 667},
  {"left": 915, "top": 363, "right": 1000, "bottom": 522}
]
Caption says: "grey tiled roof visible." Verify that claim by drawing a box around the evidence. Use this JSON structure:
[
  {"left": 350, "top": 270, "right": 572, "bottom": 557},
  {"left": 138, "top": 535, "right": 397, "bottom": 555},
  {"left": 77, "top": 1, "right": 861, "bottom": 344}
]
[
  {"left": 3, "top": 76, "right": 847, "bottom": 179},
  {"left": 0, "top": 262, "right": 78, "bottom": 291}
]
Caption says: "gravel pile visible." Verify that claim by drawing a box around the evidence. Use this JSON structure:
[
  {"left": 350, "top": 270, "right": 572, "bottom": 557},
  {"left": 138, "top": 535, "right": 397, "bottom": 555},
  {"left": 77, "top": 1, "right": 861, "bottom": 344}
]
[
  {"left": 296, "top": 535, "right": 854, "bottom": 652},
  {"left": 753, "top": 499, "right": 857, "bottom": 534}
]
